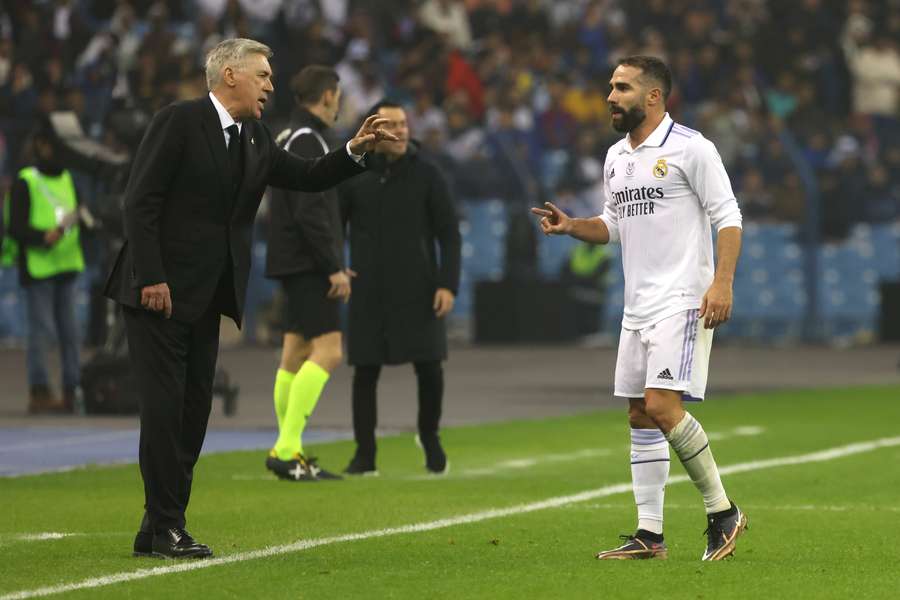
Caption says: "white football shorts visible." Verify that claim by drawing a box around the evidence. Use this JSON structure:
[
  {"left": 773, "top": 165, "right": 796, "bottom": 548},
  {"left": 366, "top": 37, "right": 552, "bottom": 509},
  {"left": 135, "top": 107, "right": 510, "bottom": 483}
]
[{"left": 614, "top": 308, "right": 713, "bottom": 401}]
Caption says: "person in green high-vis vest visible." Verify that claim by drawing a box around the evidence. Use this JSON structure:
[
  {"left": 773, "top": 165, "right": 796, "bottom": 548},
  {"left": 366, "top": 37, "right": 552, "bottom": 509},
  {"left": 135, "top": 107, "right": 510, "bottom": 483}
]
[{"left": 3, "top": 122, "right": 84, "bottom": 414}]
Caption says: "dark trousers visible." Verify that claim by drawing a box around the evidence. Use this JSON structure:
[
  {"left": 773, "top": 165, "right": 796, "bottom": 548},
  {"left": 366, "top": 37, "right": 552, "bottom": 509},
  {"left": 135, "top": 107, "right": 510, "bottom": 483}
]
[
  {"left": 351, "top": 361, "right": 444, "bottom": 460},
  {"left": 123, "top": 305, "right": 220, "bottom": 532},
  {"left": 24, "top": 273, "right": 81, "bottom": 389}
]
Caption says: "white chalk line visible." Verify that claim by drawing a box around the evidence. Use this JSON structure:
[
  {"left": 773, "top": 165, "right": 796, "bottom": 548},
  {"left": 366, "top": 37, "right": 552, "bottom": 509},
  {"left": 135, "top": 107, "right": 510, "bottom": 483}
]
[
  {"left": 706, "top": 425, "right": 765, "bottom": 441},
  {"left": 3, "top": 435, "right": 899, "bottom": 600}
]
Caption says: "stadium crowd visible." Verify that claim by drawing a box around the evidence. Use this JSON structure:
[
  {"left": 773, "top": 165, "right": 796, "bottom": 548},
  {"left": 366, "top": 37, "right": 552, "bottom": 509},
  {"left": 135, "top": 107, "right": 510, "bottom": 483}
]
[{"left": 1, "top": 0, "right": 899, "bottom": 245}]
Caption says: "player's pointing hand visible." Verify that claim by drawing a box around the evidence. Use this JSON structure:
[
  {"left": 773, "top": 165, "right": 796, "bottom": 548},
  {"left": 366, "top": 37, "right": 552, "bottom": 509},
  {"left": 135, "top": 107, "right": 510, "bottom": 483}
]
[{"left": 530, "top": 202, "right": 572, "bottom": 236}]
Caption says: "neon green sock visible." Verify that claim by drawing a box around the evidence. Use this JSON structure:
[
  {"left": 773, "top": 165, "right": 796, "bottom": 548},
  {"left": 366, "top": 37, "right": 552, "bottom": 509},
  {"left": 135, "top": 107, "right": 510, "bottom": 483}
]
[
  {"left": 273, "top": 368, "right": 295, "bottom": 431},
  {"left": 274, "top": 361, "right": 330, "bottom": 460}
]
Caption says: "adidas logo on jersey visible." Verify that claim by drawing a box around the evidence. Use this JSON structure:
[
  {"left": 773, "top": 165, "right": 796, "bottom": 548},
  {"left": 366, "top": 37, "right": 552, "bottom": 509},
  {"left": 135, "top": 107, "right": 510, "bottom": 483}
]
[{"left": 657, "top": 369, "right": 674, "bottom": 380}]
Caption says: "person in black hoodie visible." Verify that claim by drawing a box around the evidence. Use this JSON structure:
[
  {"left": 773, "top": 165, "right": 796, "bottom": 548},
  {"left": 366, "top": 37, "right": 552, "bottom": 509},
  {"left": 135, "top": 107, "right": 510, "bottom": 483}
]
[
  {"left": 264, "top": 65, "right": 350, "bottom": 481},
  {"left": 339, "top": 100, "right": 461, "bottom": 475}
]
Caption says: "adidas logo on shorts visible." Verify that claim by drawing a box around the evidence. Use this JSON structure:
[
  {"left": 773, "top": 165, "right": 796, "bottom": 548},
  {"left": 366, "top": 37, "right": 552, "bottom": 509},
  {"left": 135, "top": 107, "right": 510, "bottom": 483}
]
[{"left": 657, "top": 368, "right": 674, "bottom": 380}]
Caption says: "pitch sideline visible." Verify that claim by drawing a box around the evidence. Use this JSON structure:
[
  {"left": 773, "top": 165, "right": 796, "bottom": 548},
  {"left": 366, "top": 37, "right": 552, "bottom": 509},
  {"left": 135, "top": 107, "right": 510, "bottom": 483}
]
[{"left": 3, "top": 435, "right": 899, "bottom": 600}]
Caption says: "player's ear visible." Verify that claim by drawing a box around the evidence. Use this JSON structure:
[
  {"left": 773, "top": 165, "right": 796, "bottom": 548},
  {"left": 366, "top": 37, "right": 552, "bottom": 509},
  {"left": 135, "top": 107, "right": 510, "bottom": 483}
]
[{"left": 647, "top": 86, "right": 662, "bottom": 107}]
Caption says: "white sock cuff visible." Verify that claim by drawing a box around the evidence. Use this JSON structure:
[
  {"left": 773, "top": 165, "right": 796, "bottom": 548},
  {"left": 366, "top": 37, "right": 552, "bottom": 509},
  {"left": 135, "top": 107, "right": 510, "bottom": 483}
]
[{"left": 631, "top": 427, "right": 667, "bottom": 445}]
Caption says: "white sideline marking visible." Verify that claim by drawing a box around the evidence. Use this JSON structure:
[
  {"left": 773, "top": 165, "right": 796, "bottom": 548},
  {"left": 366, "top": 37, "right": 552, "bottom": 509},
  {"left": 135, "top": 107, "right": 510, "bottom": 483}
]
[
  {"left": 706, "top": 425, "right": 765, "bottom": 441},
  {"left": 13, "top": 533, "right": 73, "bottom": 542},
  {"left": 456, "top": 448, "right": 612, "bottom": 478},
  {"left": 3, "top": 435, "right": 899, "bottom": 600}
]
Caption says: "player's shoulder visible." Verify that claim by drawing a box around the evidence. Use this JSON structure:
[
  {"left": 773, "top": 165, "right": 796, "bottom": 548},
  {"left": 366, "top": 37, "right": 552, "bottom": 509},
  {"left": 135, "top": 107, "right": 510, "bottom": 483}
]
[
  {"left": 669, "top": 121, "right": 719, "bottom": 157},
  {"left": 665, "top": 121, "right": 706, "bottom": 149}
]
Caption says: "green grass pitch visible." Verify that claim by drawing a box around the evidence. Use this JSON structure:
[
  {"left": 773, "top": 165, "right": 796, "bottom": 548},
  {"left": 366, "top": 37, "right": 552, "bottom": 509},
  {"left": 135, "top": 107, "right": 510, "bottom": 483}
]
[{"left": 2, "top": 385, "right": 900, "bottom": 599}]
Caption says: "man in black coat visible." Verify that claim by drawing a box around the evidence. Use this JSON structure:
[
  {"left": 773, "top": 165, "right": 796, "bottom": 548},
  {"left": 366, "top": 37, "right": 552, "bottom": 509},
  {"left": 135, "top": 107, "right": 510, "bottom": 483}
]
[
  {"left": 103, "top": 38, "right": 395, "bottom": 559},
  {"left": 339, "top": 100, "right": 461, "bottom": 475},
  {"left": 264, "top": 65, "right": 350, "bottom": 481}
]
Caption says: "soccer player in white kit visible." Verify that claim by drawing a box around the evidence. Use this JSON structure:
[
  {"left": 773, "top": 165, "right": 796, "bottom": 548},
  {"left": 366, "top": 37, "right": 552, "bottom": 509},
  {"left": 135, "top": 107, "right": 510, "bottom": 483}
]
[{"left": 533, "top": 56, "right": 747, "bottom": 561}]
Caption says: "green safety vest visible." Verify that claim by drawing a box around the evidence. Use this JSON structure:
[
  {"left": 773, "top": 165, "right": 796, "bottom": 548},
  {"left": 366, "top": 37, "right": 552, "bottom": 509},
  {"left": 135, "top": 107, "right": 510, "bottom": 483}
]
[
  {"left": 568, "top": 241, "right": 609, "bottom": 278},
  {"left": 0, "top": 167, "right": 84, "bottom": 278}
]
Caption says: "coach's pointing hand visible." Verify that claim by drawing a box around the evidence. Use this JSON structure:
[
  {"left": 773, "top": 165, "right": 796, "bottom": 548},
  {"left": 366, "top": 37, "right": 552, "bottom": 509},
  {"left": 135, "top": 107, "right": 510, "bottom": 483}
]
[
  {"left": 700, "top": 279, "right": 733, "bottom": 329},
  {"left": 531, "top": 202, "right": 572, "bottom": 236},
  {"left": 349, "top": 115, "right": 400, "bottom": 154}
]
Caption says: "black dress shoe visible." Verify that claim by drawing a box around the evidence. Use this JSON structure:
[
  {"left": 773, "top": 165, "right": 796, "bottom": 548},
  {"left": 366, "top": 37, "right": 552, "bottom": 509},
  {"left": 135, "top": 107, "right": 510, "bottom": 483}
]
[
  {"left": 152, "top": 528, "right": 213, "bottom": 559},
  {"left": 133, "top": 531, "right": 153, "bottom": 557},
  {"left": 416, "top": 433, "right": 449, "bottom": 474},
  {"left": 343, "top": 454, "right": 378, "bottom": 476},
  {"left": 133, "top": 512, "right": 153, "bottom": 557}
]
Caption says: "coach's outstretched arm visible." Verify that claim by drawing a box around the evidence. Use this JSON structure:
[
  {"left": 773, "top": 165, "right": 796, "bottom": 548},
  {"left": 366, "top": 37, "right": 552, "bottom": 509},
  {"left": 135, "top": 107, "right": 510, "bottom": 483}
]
[{"left": 531, "top": 202, "right": 611, "bottom": 244}]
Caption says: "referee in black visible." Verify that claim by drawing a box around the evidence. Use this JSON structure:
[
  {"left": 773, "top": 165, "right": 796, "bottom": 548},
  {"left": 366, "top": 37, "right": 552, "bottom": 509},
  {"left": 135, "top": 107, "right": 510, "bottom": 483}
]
[{"left": 264, "top": 66, "right": 350, "bottom": 480}]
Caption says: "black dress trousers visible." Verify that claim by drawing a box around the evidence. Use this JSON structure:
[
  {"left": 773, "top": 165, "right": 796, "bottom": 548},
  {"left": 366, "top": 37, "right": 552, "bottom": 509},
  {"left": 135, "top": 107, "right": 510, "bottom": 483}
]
[{"left": 124, "top": 304, "right": 221, "bottom": 531}]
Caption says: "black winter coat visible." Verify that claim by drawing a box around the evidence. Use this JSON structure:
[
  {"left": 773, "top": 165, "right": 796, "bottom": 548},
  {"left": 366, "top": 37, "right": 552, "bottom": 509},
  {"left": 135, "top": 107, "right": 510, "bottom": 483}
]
[{"left": 340, "top": 145, "right": 461, "bottom": 365}]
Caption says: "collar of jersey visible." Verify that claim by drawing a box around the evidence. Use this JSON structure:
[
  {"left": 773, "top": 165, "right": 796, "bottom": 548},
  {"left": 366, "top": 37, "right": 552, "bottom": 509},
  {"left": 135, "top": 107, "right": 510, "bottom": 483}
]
[{"left": 620, "top": 113, "right": 674, "bottom": 154}]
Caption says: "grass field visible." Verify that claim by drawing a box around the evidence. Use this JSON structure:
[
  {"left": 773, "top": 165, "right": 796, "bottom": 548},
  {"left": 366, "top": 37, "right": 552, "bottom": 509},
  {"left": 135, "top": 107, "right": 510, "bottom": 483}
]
[{"left": 2, "top": 385, "right": 900, "bottom": 599}]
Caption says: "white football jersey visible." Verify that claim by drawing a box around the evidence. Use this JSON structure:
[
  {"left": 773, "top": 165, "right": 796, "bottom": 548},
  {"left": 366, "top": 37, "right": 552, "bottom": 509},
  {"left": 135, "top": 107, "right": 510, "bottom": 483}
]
[{"left": 598, "top": 113, "right": 742, "bottom": 330}]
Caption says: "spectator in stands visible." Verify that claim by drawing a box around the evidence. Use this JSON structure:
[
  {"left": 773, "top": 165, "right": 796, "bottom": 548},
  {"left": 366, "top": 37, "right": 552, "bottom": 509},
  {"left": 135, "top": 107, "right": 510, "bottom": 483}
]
[
  {"left": 844, "top": 28, "right": 900, "bottom": 118},
  {"left": 419, "top": 0, "right": 473, "bottom": 50}
]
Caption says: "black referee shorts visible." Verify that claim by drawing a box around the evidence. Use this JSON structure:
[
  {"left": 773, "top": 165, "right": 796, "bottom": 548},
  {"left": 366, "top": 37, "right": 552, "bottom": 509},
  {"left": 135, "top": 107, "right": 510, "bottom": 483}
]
[{"left": 278, "top": 272, "right": 341, "bottom": 339}]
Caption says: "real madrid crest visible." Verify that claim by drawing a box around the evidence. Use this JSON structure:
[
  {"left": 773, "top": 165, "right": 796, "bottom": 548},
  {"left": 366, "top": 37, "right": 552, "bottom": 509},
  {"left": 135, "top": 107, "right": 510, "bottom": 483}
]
[
  {"left": 653, "top": 158, "right": 668, "bottom": 178},
  {"left": 625, "top": 161, "right": 635, "bottom": 177}
]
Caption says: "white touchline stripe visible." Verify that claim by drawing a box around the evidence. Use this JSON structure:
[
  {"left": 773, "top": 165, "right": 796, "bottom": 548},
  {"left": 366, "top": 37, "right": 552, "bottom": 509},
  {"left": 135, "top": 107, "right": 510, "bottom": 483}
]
[
  {"left": 706, "top": 425, "right": 765, "bottom": 441},
  {"left": 459, "top": 448, "right": 612, "bottom": 477},
  {"left": 3, "top": 435, "right": 899, "bottom": 600},
  {"left": 13, "top": 533, "right": 73, "bottom": 542}
]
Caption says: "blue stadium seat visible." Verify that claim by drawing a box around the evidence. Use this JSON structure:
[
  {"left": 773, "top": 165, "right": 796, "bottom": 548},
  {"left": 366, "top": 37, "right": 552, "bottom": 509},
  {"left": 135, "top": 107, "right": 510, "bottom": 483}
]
[{"left": 460, "top": 199, "right": 506, "bottom": 280}]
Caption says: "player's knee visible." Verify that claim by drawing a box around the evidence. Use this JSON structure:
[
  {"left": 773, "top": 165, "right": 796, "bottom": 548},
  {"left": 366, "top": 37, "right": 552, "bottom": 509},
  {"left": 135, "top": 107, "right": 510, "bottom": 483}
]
[
  {"left": 628, "top": 401, "right": 653, "bottom": 428},
  {"left": 643, "top": 389, "right": 683, "bottom": 431},
  {"left": 321, "top": 346, "right": 343, "bottom": 371},
  {"left": 280, "top": 335, "right": 311, "bottom": 372},
  {"left": 311, "top": 333, "right": 343, "bottom": 372}
]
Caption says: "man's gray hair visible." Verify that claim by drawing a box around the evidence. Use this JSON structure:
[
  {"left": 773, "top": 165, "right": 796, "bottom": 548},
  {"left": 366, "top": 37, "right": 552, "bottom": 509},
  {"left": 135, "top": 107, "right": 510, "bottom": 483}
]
[{"left": 205, "top": 38, "right": 273, "bottom": 90}]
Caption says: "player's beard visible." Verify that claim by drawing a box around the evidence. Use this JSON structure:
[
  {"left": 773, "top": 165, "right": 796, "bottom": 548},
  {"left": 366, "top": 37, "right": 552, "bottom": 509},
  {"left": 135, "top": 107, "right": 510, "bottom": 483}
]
[{"left": 611, "top": 104, "right": 646, "bottom": 133}]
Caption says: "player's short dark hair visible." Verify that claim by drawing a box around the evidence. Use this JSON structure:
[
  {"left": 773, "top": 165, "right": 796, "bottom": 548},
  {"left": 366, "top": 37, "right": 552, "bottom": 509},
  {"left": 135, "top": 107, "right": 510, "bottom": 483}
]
[
  {"left": 291, "top": 65, "right": 340, "bottom": 106},
  {"left": 367, "top": 99, "right": 404, "bottom": 116},
  {"left": 617, "top": 55, "right": 672, "bottom": 101}
]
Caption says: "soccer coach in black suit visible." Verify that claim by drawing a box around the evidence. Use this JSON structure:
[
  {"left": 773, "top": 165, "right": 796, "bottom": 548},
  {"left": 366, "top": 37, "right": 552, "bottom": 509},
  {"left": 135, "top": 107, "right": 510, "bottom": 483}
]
[{"left": 104, "top": 38, "right": 396, "bottom": 559}]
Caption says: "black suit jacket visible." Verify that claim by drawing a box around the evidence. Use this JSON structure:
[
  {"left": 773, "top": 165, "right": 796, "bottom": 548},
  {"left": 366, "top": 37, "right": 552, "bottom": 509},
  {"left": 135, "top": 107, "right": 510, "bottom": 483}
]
[{"left": 104, "top": 96, "right": 364, "bottom": 325}]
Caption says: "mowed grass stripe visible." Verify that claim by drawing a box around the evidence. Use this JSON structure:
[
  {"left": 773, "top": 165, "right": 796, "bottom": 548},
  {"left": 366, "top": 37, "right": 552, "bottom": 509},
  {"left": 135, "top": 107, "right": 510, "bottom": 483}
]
[{"left": 4, "top": 435, "right": 899, "bottom": 600}]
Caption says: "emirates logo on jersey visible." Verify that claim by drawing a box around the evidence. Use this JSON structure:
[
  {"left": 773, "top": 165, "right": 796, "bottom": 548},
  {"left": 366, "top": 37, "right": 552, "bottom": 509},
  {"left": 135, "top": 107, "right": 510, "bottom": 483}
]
[{"left": 653, "top": 159, "right": 668, "bottom": 178}]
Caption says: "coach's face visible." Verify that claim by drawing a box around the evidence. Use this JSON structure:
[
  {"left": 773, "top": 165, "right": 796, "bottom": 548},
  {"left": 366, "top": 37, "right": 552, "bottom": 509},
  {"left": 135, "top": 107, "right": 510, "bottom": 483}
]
[
  {"left": 607, "top": 65, "right": 648, "bottom": 133},
  {"left": 227, "top": 53, "right": 274, "bottom": 121}
]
